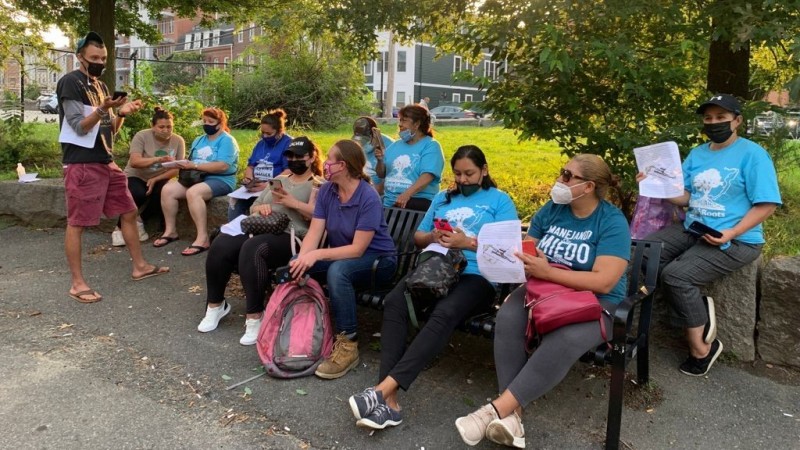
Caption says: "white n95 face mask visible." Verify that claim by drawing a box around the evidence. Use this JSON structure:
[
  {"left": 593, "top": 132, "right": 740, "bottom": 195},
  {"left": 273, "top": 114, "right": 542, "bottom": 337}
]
[{"left": 550, "top": 181, "right": 587, "bottom": 204}]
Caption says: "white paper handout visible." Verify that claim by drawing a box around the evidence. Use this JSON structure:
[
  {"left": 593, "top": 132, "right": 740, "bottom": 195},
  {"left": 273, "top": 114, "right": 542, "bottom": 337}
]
[
  {"left": 221, "top": 214, "right": 247, "bottom": 236},
  {"left": 634, "top": 141, "right": 684, "bottom": 198},
  {"left": 58, "top": 105, "right": 100, "bottom": 147},
  {"left": 227, "top": 186, "right": 261, "bottom": 200},
  {"left": 18, "top": 173, "right": 40, "bottom": 183},
  {"left": 161, "top": 160, "right": 192, "bottom": 168},
  {"left": 477, "top": 220, "right": 526, "bottom": 283}
]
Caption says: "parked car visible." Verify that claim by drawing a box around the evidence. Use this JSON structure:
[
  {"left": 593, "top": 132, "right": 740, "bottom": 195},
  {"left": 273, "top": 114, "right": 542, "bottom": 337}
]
[
  {"left": 428, "top": 105, "right": 476, "bottom": 119},
  {"left": 39, "top": 94, "right": 58, "bottom": 114}
]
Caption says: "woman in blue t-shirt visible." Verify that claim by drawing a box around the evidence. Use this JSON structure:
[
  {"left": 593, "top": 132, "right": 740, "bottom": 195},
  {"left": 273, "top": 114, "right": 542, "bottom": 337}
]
[
  {"left": 348, "top": 145, "right": 518, "bottom": 431},
  {"left": 289, "top": 139, "right": 397, "bottom": 380},
  {"left": 455, "top": 154, "right": 630, "bottom": 448},
  {"left": 227, "top": 109, "right": 293, "bottom": 220},
  {"left": 157, "top": 107, "right": 239, "bottom": 256},
  {"left": 352, "top": 116, "right": 394, "bottom": 196},
  {"left": 637, "top": 94, "right": 781, "bottom": 378},
  {"left": 377, "top": 104, "right": 444, "bottom": 211}
]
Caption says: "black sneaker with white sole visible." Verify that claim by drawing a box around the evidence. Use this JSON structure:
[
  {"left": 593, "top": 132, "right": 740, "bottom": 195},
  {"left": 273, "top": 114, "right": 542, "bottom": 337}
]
[
  {"left": 356, "top": 404, "right": 403, "bottom": 430},
  {"left": 349, "top": 387, "right": 384, "bottom": 420},
  {"left": 679, "top": 339, "right": 723, "bottom": 376},
  {"left": 702, "top": 296, "right": 717, "bottom": 344}
]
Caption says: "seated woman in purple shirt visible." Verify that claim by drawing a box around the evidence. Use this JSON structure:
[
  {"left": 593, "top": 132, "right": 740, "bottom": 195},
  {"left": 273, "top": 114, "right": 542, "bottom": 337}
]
[{"left": 289, "top": 140, "right": 397, "bottom": 381}]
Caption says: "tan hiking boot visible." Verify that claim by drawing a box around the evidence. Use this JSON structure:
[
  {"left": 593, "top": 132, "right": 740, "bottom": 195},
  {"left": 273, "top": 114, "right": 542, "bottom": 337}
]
[{"left": 315, "top": 333, "right": 359, "bottom": 379}]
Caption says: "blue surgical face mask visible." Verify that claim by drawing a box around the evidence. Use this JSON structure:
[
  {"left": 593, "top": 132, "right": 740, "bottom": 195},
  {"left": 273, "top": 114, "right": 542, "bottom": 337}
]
[{"left": 399, "top": 129, "right": 415, "bottom": 142}]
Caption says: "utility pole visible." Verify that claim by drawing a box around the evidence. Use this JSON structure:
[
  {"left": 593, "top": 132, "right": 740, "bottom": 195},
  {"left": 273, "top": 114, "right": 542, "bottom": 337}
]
[
  {"left": 384, "top": 32, "right": 396, "bottom": 119},
  {"left": 20, "top": 46, "right": 25, "bottom": 122},
  {"left": 130, "top": 50, "right": 139, "bottom": 89}
]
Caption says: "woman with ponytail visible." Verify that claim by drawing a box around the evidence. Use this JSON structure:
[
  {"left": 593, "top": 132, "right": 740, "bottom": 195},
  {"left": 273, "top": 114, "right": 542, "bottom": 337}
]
[{"left": 289, "top": 139, "right": 397, "bottom": 380}]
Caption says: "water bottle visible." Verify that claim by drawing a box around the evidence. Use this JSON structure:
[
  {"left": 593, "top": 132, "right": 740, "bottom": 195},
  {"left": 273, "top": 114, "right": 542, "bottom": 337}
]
[{"left": 16, "top": 163, "right": 26, "bottom": 179}]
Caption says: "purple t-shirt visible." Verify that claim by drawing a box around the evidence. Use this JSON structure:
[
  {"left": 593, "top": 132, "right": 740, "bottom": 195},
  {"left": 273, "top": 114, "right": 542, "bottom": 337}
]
[{"left": 313, "top": 180, "right": 396, "bottom": 254}]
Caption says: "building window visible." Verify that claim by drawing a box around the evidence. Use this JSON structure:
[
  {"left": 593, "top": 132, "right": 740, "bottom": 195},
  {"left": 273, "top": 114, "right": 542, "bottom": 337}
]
[
  {"left": 483, "top": 61, "right": 500, "bottom": 80},
  {"left": 363, "top": 62, "right": 372, "bottom": 76},
  {"left": 249, "top": 24, "right": 255, "bottom": 40},
  {"left": 214, "top": 57, "right": 219, "bottom": 68},
  {"left": 396, "top": 91, "right": 406, "bottom": 107},
  {"left": 213, "top": 33, "right": 220, "bottom": 46},
  {"left": 465, "top": 94, "right": 473, "bottom": 102},
  {"left": 378, "top": 52, "right": 389, "bottom": 72},
  {"left": 453, "top": 93, "right": 461, "bottom": 103},
  {"left": 397, "top": 51, "right": 406, "bottom": 72},
  {"left": 454, "top": 56, "right": 462, "bottom": 73},
  {"left": 238, "top": 30, "right": 243, "bottom": 43},
  {"left": 224, "top": 57, "right": 230, "bottom": 65},
  {"left": 465, "top": 60, "right": 473, "bottom": 71}
]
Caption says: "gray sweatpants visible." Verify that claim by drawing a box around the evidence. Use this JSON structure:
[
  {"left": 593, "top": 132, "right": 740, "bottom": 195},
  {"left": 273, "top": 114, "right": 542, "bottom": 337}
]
[
  {"left": 494, "top": 286, "right": 615, "bottom": 407},
  {"left": 646, "top": 224, "right": 762, "bottom": 328}
]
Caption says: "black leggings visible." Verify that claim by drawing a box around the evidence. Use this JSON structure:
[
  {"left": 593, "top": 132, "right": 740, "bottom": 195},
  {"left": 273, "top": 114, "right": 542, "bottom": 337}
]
[
  {"left": 205, "top": 232, "right": 294, "bottom": 314},
  {"left": 379, "top": 274, "right": 495, "bottom": 390},
  {"left": 118, "top": 177, "right": 167, "bottom": 228},
  {"left": 405, "top": 197, "right": 432, "bottom": 212}
]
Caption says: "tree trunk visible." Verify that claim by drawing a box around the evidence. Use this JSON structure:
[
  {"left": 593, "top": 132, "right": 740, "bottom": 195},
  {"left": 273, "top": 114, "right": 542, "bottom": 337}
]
[
  {"left": 707, "top": 38, "right": 750, "bottom": 99},
  {"left": 89, "top": 0, "right": 116, "bottom": 93}
]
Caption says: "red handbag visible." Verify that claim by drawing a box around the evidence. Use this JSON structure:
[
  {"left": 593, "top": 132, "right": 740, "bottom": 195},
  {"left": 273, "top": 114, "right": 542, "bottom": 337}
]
[{"left": 524, "top": 263, "right": 608, "bottom": 351}]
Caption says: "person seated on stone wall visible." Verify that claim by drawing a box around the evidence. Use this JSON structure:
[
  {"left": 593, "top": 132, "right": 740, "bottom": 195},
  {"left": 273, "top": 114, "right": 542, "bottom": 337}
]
[
  {"left": 637, "top": 94, "right": 781, "bottom": 377},
  {"left": 155, "top": 107, "right": 239, "bottom": 256},
  {"left": 455, "top": 154, "right": 630, "bottom": 448},
  {"left": 351, "top": 116, "right": 394, "bottom": 196},
  {"left": 349, "top": 145, "right": 518, "bottom": 431},
  {"left": 227, "top": 109, "right": 293, "bottom": 221},
  {"left": 198, "top": 136, "right": 324, "bottom": 345},
  {"left": 111, "top": 107, "right": 185, "bottom": 247},
  {"left": 377, "top": 104, "right": 444, "bottom": 212}
]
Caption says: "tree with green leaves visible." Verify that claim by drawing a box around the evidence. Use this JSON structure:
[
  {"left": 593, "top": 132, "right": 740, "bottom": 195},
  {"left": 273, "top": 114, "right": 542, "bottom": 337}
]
[
  {"left": 150, "top": 51, "right": 205, "bottom": 93},
  {"left": 15, "top": 0, "right": 264, "bottom": 93}
]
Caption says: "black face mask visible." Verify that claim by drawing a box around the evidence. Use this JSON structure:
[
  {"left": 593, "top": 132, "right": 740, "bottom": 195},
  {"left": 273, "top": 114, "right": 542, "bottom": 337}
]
[
  {"left": 287, "top": 159, "right": 308, "bottom": 175},
  {"left": 203, "top": 124, "right": 219, "bottom": 135},
  {"left": 81, "top": 58, "right": 105, "bottom": 78},
  {"left": 703, "top": 121, "right": 734, "bottom": 144}
]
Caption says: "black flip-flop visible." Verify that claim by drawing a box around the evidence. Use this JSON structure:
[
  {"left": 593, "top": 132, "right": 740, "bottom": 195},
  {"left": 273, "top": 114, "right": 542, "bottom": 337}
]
[
  {"left": 181, "top": 245, "right": 209, "bottom": 256},
  {"left": 153, "top": 235, "right": 179, "bottom": 248}
]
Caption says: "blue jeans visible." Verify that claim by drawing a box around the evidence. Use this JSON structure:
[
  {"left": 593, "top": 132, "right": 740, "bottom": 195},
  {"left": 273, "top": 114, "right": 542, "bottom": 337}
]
[
  {"left": 305, "top": 253, "right": 397, "bottom": 335},
  {"left": 227, "top": 197, "right": 256, "bottom": 221}
]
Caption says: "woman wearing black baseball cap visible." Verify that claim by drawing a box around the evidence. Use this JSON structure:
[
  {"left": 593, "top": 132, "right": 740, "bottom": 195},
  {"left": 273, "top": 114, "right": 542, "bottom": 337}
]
[{"left": 637, "top": 94, "right": 782, "bottom": 376}]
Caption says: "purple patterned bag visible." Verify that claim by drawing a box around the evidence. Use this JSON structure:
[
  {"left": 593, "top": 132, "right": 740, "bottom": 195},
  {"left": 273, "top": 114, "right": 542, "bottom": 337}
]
[{"left": 630, "top": 195, "right": 685, "bottom": 239}]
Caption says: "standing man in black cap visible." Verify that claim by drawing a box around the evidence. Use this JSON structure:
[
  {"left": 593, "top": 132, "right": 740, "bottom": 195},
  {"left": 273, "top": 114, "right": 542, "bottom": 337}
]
[
  {"left": 57, "top": 31, "right": 169, "bottom": 304},
  {"left": 637, "top": 94, "right": 781, "bottom": 376}
]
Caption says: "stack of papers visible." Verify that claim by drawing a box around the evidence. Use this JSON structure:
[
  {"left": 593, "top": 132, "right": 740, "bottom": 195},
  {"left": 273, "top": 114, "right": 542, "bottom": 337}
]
[{"left": 18, "top": 173, "right": 40, "bottom": 183}]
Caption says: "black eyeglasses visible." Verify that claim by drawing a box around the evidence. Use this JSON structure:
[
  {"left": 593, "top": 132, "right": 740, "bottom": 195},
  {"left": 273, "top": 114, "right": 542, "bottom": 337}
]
[{"left": 559, "top": 168, "right": 586, "bottom": 183}]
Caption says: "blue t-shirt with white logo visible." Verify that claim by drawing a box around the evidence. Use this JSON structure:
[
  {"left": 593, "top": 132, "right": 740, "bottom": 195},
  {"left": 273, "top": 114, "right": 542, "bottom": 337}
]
[
  {"left": 529, "top": 200, "right": 631, "bottom": 303},
  {"left": 383, "top": 135, "right": 445, "bottom": 207},
  {"left": 188, "top": 132, "right": 239, "bottom": 190},
  {"left": 418, "top": 187, "right": 518, "bottom": 276},
  {"left": 682, "top": 137, "right": 781, "bottom": 244},
  {"left": 247, "top": 133, "right": 292, "bottom": 180},
  {"left": 363, "top": 134, "right": 395, "bottom": 186}
]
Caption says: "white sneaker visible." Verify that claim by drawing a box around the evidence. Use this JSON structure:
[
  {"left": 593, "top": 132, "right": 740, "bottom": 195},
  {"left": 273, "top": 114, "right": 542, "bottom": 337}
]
[
  {"left": 137, "top": 222, "right": 150, "bottom": 242},
  {"left": 197, "top": 302, "right": 231, "bottom": 332},
  {"left": 111, "top": 229, "right": 125, "bottom": 247},
  {"left": 239, "top": 318, "right": 262, "bottom": 345},
  {"left": 486, "top": 412, "right": 525, "bottom": 448}
]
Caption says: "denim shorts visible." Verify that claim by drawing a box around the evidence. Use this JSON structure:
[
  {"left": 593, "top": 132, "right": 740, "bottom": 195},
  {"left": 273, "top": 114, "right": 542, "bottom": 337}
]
[{"left": 202, "top": 177, "right": 234, "bottom": 197}]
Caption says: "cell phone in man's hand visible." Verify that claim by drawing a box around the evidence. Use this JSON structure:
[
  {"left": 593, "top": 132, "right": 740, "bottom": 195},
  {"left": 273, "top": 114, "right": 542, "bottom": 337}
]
[
  {"left": 112, "top": 91, "right": 128, "bottom": 100},
  {"left": 687, "top": 220, "right": 723, "bottom": 239}
]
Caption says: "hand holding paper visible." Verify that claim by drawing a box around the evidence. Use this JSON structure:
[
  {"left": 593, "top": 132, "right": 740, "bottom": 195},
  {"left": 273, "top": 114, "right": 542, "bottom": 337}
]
[{"left": 634, "top": 141, "right": 684, "bottom": 198}]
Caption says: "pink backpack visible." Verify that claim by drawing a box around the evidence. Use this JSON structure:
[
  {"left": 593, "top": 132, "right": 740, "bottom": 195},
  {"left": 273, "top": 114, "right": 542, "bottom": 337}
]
[{"left": 256, "top": 277, "right": 333, "bottom": 378}]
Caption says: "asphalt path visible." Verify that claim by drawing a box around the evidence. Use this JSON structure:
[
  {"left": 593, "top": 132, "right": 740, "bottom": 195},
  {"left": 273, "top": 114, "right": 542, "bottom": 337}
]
[{"left": 1, "top": 224, "right": 798, "bottom": 449}]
